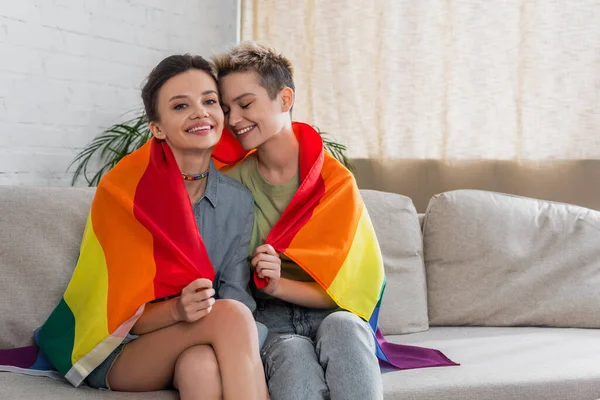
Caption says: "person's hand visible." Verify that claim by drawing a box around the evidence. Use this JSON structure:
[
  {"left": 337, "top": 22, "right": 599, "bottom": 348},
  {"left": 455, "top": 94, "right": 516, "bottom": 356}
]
[
  {"left": 252, "top": 244, "right": 281, "bottom": 296},
  {"left": 172, "top": 278, "right": 215, "bottom": 323}
]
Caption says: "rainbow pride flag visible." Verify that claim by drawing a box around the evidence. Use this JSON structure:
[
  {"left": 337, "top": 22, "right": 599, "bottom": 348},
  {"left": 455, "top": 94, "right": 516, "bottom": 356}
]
[
  {"left": 213, "top": 122, "right": 457, "bottom": 369},
  {"left": 0, "top": 138, "right": 214, "bottom": 386}
]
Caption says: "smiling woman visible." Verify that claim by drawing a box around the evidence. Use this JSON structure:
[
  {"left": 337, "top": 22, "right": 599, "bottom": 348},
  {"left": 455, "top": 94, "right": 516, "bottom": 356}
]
[
  {"left": 0, "top": 54, "right": 270, "bottom": 400},
  {"left": 90, "top": 54, "right": 269, "bottom": 399},
  {"left": 211, "top": 41, "right": 456, "bottom": 400}
]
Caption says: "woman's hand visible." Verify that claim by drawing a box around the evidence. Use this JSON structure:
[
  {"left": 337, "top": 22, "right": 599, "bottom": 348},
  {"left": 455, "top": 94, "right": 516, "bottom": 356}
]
[
  {"left": 172, "top": 278, "right": 215, "bottom": 323},
  {"left": 252, "top": 244, "right": 281, "bottom": 296}
]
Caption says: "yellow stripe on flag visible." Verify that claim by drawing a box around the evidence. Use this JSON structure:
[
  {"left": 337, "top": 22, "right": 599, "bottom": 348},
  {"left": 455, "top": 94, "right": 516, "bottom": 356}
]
[
  {"left": 63, "top": 213, "right": 110, "bottom": 364},
  {"left": 327, "top": 205, "right": 384, "bottom": 320}
]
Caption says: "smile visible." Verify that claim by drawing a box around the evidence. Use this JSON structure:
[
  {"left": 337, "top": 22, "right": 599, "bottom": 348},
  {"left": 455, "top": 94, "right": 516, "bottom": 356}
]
[
  {"left": 186, "top": 125, "right": 212, "bottom": 133},
  {"left": 235, "top": 125, "right": 256, "bottom": 135}
]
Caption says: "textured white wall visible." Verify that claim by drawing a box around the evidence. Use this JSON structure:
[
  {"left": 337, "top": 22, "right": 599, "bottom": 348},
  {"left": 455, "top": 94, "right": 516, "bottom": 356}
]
[{"left": 0, "top": 0, "right": 238, "bottom": 185}]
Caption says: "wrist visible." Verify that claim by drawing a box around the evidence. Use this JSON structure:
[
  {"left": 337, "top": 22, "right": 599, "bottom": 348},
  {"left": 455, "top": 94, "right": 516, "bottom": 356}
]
[
  {"left": 169, "top": 298, "right": 181, "bottom": 322},
  {"left": 267, "top": 278, "right": 284, "bottom": 297}
]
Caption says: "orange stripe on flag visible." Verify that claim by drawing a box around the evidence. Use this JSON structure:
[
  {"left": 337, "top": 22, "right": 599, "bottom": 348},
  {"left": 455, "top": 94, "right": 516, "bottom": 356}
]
[
  {"left": 92, "top": 141, "right": 156, "bottom": 332},
  {"left": 285, "top": 153, "right": 361, "bottom": 288}
]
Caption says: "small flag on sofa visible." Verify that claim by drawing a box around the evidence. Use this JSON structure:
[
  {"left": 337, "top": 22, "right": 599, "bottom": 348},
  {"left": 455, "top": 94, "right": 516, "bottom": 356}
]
[
  {"left": 213, "top": 121, "right": 457, "bottom": 369},
  {"left": 0, "top": 138, "right": 215, "bottom": 386}
]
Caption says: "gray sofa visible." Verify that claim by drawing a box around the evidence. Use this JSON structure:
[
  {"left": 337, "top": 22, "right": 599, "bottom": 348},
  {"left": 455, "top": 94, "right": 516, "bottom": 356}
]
[{"left": 1, "top": 186, "right": 600, "bottom": 400}]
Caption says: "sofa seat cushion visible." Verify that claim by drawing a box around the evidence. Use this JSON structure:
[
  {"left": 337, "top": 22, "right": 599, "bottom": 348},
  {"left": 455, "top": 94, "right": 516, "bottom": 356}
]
[
  {"left": 0, "top": 373, "right": 177, "bottom": 399},
  {"left": 382, "top": 326, "right": 600, "bottom": 400},
  {"left": 3, "top": 327, "right": 598, "bottom": 399}
]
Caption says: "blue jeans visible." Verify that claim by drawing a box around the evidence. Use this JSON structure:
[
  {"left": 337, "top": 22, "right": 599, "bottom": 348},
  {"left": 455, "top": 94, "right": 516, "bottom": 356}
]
[
  {"left": 86, "top": 333, "right": 139, "bottom": 390},
  {"left": 255, "top": 299, "right": 383, "bottom": 400}
]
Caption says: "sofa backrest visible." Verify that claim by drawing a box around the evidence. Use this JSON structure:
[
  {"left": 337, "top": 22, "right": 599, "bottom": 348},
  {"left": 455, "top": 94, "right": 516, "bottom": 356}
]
[
  {"left": 0, "top": 186, "right": 429, "bottom": 349},
  {"left": 423, "top": 189, "right": 600, "bottom": 328},
  {"left": 0, "top": 186, "right": 95, "bottom": 348},
  {"left": 360, "top": 189, "right": 429, "bottom": 335}
]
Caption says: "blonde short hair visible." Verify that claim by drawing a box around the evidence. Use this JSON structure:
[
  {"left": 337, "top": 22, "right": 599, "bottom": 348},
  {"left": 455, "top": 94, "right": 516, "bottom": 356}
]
[{"left": 212, "top": 41, "right": 295, "bottom": 100}]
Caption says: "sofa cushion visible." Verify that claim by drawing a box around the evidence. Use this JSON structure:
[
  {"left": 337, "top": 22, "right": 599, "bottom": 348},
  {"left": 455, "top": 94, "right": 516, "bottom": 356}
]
[
  {"left": 361, "top": 189, "right": 429, "bottom": 334},
  {"left": 381, "top": 326, "right": 600, "bottom": 400},
  {"left": 0, "top": 374, "right": 177, "bottom": 399},
  {"left": 0, "top": 186, "right": 95, "bottom": 348},
  {"left": 424, "top": 189, "right": 600, "bottom": 327}
]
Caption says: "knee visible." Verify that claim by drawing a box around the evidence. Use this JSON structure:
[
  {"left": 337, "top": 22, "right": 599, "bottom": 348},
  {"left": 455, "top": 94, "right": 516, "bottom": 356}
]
[
  {"left": 319, "top": 311, "right": 369, "bottom": 334},
  {"left": 174, "top": 345, "right": 220, "bottom": 389},
  {"left": 212, "top": 298, "right": 254, "bottom": 326},
  {"left": 316, "top": 312, "right": 376, "bottom": 367},
  {"left": 264, "top": 335, "right": 314, "bottom": 364},
  {"left": 263, "top": 335, "right": 316, "bottom": 376},
  {"left": 317, "top": 311, "right": 372, "bottom": 343},
  {"left": 194, "top": 299, "right": 257, "bottom": 344}
]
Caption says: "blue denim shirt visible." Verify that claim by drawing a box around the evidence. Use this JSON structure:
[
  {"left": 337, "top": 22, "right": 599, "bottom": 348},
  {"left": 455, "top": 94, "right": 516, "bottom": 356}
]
[{"left": 192, "top": 160, "right": 256, "bottom": 313}]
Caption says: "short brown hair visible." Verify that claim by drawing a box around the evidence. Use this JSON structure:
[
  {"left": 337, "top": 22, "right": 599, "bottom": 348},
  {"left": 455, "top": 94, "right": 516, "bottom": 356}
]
[
  {"left": 212, "top": 41, "right": 295, "bottom": 100},
  {"left": 141, "top": 54, "right": 216, "bottom": 122}
]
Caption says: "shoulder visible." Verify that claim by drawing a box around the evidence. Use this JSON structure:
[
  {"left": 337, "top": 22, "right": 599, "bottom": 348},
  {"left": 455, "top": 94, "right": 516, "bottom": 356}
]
[
  {"left": 214, "top": 169, "right": 253, "bottom": 209},
  {"left": 217, "top": 171, "right": 251, "bottom": 196},
  {"left": 221, "top": 154, "right": 258, "bottom": 182}
]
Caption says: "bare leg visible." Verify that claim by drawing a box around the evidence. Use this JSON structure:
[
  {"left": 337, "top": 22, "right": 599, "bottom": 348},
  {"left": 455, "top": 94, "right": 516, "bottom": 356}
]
[
  {"left": 108, "top": 299, "right": 267, "bottom": 400},
  {"left": 173, "top": 345, "right": 222, "bottom": 400}
]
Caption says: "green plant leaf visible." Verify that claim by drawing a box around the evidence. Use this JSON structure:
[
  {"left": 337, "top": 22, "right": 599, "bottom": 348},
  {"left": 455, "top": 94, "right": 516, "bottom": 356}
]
[{"left": 315, "top": 126, "right": 355, "bottom": 173}]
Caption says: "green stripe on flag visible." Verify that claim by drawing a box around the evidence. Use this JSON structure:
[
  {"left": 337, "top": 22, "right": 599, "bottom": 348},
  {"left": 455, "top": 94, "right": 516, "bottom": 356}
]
[
  {"left": 37, "top": 298, "right": 76, "bottom": 375},
  {"left": 376, "top": 276, "right": 387, "bottom": 308}
]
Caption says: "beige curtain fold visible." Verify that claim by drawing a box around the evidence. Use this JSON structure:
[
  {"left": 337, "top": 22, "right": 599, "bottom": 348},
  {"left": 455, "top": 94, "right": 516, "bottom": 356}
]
[{"left": 241, "top": 0, "right": 600, "bottom": 211}]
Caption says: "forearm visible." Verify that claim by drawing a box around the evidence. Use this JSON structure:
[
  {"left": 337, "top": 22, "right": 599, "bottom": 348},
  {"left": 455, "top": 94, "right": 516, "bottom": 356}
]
[
  {"left": 130, "top": 298, "right": 179, "bottom": 335},
  {"left": 270, "top": 278, "right": 337, "bottom": 309}
]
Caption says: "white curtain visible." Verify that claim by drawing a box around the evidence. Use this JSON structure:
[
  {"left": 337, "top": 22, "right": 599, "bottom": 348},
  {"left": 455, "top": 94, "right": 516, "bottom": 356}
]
[{"left": 240, "top": 0, "right": 600, "bottom": 161}]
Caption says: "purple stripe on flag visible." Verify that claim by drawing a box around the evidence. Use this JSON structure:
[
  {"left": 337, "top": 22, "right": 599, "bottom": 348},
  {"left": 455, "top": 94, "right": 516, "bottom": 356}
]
[
  {"left": 375, "top": 328, "right": 459, "bottom": 369},
  {"left": 0, "top": 345, "right": 39, "bottom": 369}
]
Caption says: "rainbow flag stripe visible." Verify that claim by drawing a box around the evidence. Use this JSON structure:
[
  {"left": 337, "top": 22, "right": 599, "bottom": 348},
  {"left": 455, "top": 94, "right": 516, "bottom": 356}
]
[
  {"left": 0, "top": 138, "right": 214, "bottom": 386},
  {"left": 213, "top": 122, "right": 457, "bottom": 369}
]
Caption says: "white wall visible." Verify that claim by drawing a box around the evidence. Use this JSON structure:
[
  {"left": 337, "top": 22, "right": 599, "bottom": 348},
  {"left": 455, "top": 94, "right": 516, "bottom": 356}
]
[{"left": 0, "top": 0, "right": 238, "bottom": 185}]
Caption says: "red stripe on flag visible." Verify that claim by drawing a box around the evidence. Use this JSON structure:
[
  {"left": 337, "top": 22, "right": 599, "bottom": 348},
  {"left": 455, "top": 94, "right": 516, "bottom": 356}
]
[
  {"left": 251, "top": 124, "right": 326, "bottom": 289},
  {"left": 267, "top": 123, "right": 325, "bottom": 249},
  {"left": 133, "top": 139, "right": 215, "bottom": 299}
]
